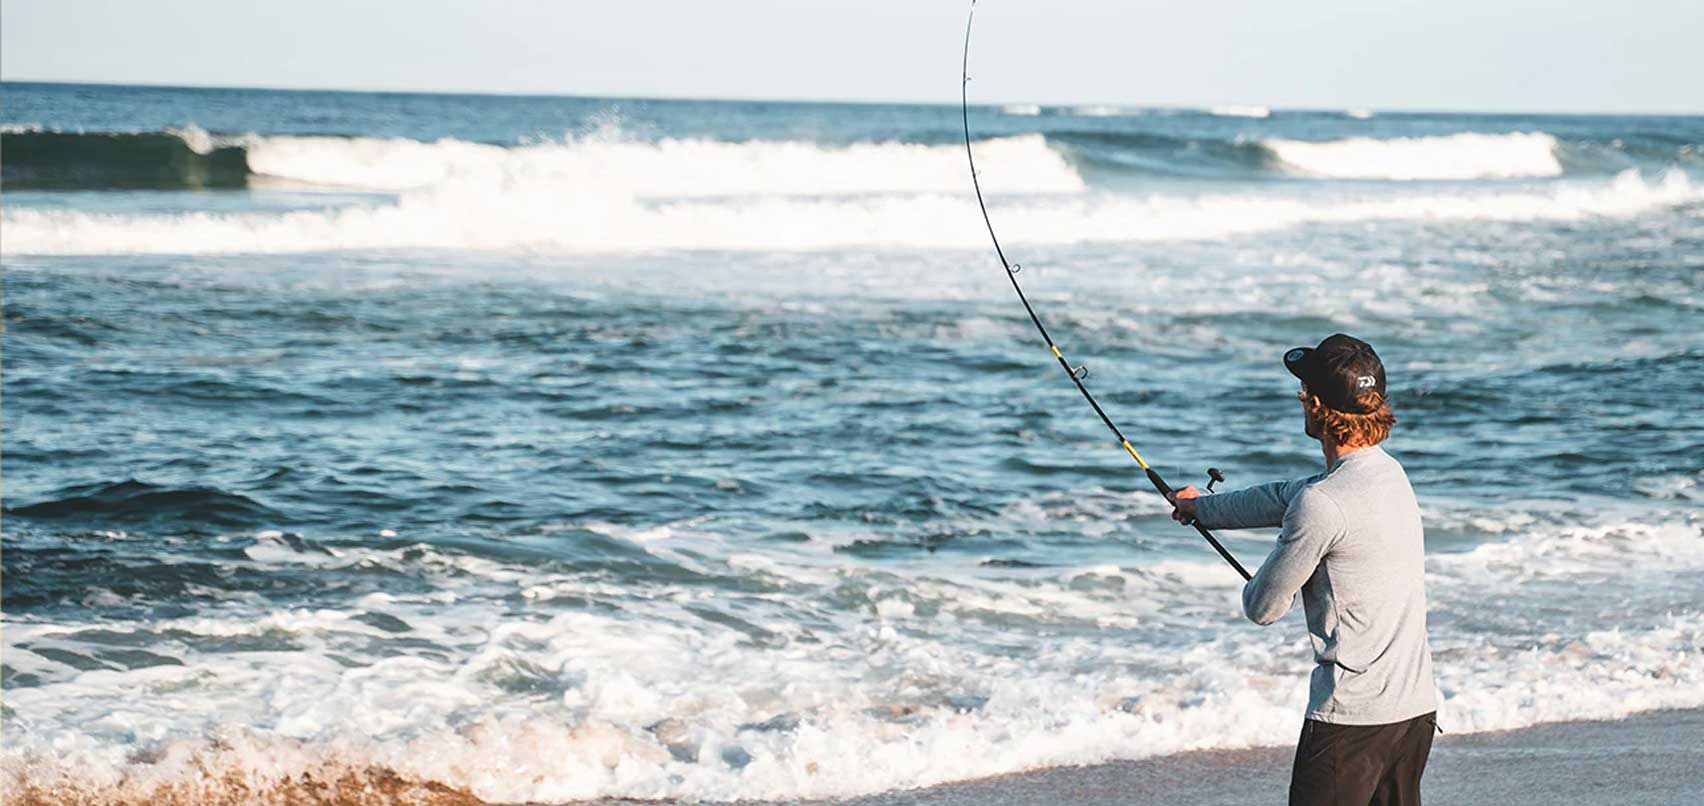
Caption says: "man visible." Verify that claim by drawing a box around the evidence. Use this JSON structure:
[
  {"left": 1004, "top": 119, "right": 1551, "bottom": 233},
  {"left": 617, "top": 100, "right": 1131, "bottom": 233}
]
[{"left": 1168, "top": 333, "right": 1438, "bottom": 806}]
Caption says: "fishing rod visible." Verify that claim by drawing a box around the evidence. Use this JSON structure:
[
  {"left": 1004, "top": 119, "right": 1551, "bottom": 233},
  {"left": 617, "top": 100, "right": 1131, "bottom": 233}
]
[{"left": 960, "top": 0, "right": 1251, "bottom": 581}]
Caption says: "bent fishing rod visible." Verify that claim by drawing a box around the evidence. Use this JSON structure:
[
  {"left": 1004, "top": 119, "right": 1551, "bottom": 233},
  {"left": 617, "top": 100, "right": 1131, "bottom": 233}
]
[{"left": 960, "top": 1, "right": 1251, "bottom": 581}]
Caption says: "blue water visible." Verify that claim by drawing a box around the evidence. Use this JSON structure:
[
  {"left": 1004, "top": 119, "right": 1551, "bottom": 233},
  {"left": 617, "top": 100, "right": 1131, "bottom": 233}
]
[{"left": 3, "top": 81, "right": 1702, "bottom": 802}]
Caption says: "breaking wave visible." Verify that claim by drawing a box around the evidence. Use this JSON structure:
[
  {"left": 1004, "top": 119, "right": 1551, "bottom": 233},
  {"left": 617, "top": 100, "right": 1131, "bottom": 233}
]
[
  {"left": 0, "top": 127, "right": 1083, "bottom": 195},
  {"left": 4, "top": 169, "right": 1697, "bottom": 256},
  {"left": 247, "top": 132, "right": 1084, "bottom": 196},
  {"left": 1, "top": 127, "right": 249, "bottom": 189},
  {"left": 1263, "top": 131, "right": 1566, "bottom": 180},
  {"left": 1209, "top": 105, "right": 1271, "bottom": 119},
  {"left": 5, "top": 125, "right": 1695, "bottom": 198}
]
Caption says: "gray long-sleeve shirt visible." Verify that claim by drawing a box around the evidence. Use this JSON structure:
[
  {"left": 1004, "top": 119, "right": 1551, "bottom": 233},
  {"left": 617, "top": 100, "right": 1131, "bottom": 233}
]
[{"left": 1195, "top": 446, "right": 1437, "bottom": 725}]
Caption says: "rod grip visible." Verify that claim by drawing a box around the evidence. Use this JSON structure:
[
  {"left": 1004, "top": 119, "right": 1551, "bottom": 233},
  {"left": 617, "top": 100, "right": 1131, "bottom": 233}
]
[
  {"left": 1144, "top": 467, "right": 1174, "bottom": 496},
  {"left": 1147, "top": 468, "right": 1253, "bottom": 581}
]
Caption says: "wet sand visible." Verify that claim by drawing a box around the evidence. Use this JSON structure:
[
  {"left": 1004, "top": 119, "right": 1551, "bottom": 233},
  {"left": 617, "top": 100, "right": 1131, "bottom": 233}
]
[{"left": 839, "top": 709, "right": 1704, "bottom": 806}]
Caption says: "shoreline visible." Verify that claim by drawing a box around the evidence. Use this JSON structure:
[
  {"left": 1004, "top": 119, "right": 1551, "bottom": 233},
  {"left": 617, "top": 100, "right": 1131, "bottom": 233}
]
[
  {"left": 828, "top": 708, "right": 1704, "bottom": 806},
  {"left": 7, "top": 709, "right": 1699, "bottom": 805}
]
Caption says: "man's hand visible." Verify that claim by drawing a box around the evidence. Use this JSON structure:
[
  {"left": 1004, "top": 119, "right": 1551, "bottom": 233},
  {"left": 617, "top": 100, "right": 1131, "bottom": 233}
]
[{"left": 1167, "top": 485, "right": 1203, "bottom": 524}]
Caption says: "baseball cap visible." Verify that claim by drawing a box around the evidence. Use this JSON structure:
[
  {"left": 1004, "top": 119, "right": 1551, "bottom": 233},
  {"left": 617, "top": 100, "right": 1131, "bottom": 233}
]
[{"left": 1283, "top": 333, "right": 1386, "bottom": 414}]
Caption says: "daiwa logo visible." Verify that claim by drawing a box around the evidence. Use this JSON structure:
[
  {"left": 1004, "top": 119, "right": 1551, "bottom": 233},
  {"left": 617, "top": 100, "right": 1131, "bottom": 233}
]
[{"left": 1357, "top": 375, "right": 1377, "bottom": 389}]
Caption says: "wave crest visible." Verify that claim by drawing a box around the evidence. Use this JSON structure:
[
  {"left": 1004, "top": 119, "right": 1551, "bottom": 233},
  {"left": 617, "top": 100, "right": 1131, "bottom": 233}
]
[
  {"left": 0, "top": 126, "right": 1084, "bottom": 196},
  {"left": 4, "top": 169, "right": 1695, "bottom": 256},
  {"left": 248, "top": 131, "right": 1083, "bottom": 196},
  {"left": 1262, "top": 132, "right": 1564, "bottom": 180},
  {"left": 0, "top": 127, "right": 249, "bottom": 190},
  {"left": 7, "top": 479, "right": 279, "bottom": 528},
  {"left": 1209, "top": 105, "right": 1271, "bottom": 119}
]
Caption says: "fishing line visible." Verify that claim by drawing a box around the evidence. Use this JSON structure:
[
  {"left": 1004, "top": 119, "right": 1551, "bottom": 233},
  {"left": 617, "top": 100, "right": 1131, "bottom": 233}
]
[{"left": 960, "top": 0, "right": 1251, "bottom": 581}]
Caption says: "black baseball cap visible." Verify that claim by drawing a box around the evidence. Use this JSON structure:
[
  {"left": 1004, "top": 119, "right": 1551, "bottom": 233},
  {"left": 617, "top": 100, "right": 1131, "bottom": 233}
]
[{"left": 1284, "top": 334, "right": 1386, "bottom": 414}]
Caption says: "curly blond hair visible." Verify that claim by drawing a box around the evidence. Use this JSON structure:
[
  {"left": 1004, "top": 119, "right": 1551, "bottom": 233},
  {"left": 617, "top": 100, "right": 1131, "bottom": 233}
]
[{"left": 1305, "top": 390, "right": 1395, "bottom": 446}]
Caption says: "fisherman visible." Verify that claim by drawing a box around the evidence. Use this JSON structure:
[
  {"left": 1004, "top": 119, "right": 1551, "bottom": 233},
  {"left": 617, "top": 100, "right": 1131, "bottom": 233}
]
[{"left": 1168, "top": 334, "right": 1438, "bottom": 806}]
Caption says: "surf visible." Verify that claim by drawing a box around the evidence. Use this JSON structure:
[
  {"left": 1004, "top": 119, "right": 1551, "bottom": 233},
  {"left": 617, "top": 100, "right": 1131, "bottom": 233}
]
[
  {"left": 1261, "top": 131, "right": 1566, "bottom": 180},
  {"left": 0, "top": 126, "right": 1085, "bottom": 195},
  {"left": 3, "top": 169, "right": 1695, "bottom": 256}
]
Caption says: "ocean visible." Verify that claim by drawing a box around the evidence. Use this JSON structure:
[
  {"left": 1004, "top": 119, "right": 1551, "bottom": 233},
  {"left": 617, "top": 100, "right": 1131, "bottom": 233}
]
[{"left": 2, "top": 80, "right": 1701, "bottom": 803}]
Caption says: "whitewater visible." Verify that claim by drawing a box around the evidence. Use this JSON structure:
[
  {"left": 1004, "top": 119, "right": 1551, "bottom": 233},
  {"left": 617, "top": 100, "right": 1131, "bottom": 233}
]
[
  {"left": 4, "top": 128, "right": 1699, "bottom": 256},
  {"left": 4, "top": 81, "right": 1703, "bottom": 805},
  {"left": 6, "top": 510, "right": 1703, "bottom": 803}
]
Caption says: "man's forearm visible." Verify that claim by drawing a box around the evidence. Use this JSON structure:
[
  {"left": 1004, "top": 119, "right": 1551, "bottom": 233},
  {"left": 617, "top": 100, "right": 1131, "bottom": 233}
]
[{"left": 1195, "top": 476, "right": 1319, "bottom": 530}]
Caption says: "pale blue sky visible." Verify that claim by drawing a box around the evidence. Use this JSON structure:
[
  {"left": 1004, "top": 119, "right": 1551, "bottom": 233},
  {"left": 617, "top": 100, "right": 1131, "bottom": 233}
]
[{"left": 3, "top": 0, "right": 1700, "bottom": 113}]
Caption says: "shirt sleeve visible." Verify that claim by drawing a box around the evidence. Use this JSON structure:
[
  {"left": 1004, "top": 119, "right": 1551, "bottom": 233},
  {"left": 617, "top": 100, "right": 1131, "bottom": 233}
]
[
  {"left": 1193, "top": 474, "right": 1322, "bottom": 530},
  {"left": 1241, "top": 486, "right": 1346, "bottom": 625}
]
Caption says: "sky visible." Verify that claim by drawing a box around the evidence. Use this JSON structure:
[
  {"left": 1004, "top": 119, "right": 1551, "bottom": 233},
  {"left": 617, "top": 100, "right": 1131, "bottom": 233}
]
[{"left": 2, "top": 0, "right": 1701, "bottom": 114}]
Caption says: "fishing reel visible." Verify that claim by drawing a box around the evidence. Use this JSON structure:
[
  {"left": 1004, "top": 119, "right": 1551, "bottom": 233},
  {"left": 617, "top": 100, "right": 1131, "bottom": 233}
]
[{"left": 1173, "top": 468, "right": 1225, "bottom": 527}]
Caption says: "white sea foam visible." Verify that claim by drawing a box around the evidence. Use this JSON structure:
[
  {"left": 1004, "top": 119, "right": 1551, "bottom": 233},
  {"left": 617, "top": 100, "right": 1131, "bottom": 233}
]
[
  {"left": 4, "top": 509, "right": 1701, "bottom": 802},
  {"left": 1210, "top": 105, "right": 1271, "bottom": 119},
  {"left": 5, "top": 169, "right": 1695, "bottom": 256},
  {"left": 1631, "top": 471, "right": 1702, "bottom": 501},
  {"left": 241, "top": 132, "right": 1083, "bottom": 196},
  {"left": 166, "top": 123, "right": 217, "bottom": 155},
  {"left": 1264, "top": 131, "right": 1565, "bottom": 180},
  {"left": 1001, "top": 103, "right": 1042, "bottom": 116}
]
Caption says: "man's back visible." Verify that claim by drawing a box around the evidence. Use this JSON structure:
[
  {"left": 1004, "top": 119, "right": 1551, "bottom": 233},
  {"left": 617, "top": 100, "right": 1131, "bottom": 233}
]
[
  {"left": 1291, "top": 447, "right": 1434, "bottom": 724},
  {"left": 1198, "top": 446, "right": 1436, "bottom": 724}
]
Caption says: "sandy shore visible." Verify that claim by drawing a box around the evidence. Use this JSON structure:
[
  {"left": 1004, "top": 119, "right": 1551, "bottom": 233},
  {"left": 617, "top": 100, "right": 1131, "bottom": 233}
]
[
  {"left": 835, "top": 709, "right": 1704, "bottom": 806},
  {"left": 14, "top": 711, "right": 1695, "bottom": 805}
]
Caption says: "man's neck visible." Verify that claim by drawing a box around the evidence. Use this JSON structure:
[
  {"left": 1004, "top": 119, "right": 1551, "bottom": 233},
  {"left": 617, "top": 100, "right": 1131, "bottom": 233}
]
[{"left": 1321, "top": 438, "right": 1376, "bottom": 469}]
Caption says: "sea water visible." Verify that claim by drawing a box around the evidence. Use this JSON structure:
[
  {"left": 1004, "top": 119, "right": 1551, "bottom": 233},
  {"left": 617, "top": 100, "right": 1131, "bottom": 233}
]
[{"left": 3, "top": 81, "right": 1702, "bottom": 802}]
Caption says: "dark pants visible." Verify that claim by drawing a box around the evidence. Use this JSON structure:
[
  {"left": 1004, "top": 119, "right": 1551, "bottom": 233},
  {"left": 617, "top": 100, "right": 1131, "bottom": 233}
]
[{"left": 1289, "top": 711, "right": 1436, "bottom": 806}]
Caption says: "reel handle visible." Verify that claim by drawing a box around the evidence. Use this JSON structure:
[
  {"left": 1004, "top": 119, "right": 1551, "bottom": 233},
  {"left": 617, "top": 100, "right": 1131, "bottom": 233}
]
[{"left": 1206, "top": 467, "right": 1226, "bottom": 493}]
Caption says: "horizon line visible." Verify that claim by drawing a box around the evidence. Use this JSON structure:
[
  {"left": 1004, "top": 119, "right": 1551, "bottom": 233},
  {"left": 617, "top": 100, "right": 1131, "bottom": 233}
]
[{"left": 4, "top": 77, "right": 1702, "bottom": 119}]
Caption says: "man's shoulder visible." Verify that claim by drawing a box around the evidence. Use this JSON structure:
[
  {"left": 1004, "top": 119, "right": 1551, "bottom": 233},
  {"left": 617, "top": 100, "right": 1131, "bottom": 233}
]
[
  {"left": 1288, "top": 481, "right": 1344, "bottom": 510},
  {"left": 1306, "top": 447, "right": 1420, "bottom": 523},
  {"left": 1281, "top": 483, "right": 1349, "bottom": 532}
]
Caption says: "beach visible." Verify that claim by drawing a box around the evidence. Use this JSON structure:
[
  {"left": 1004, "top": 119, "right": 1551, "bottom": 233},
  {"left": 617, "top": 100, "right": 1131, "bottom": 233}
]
[
  {"left": 4, "top": 82, "right": 1701, "bottom": 803},
  {"left": 847, "top": 709, "right": 1704, "bottom": 806},
  {"left": 13, "top": 710, "right": 1696, "bottom": 804}
]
